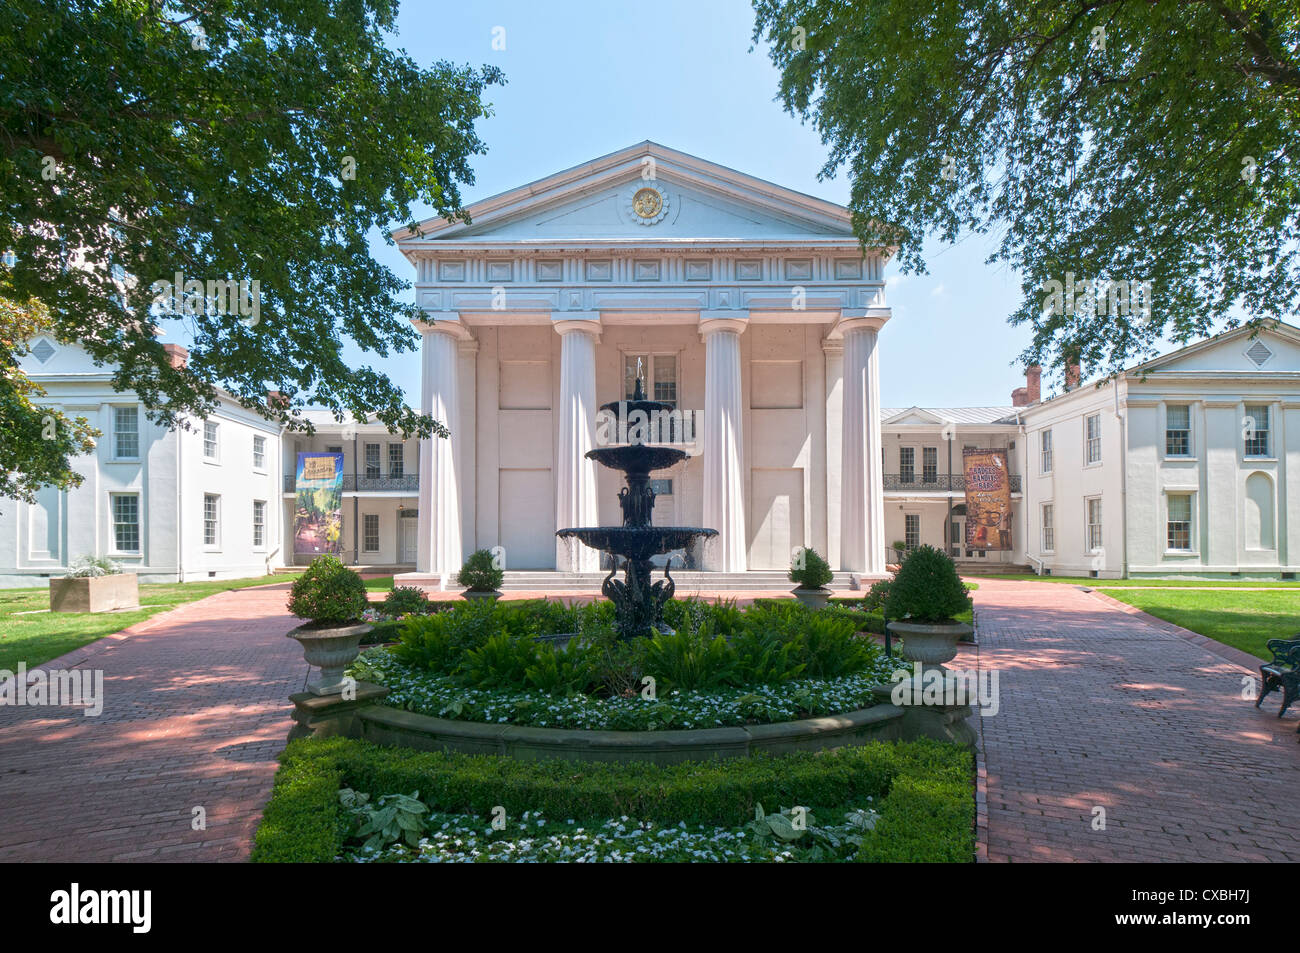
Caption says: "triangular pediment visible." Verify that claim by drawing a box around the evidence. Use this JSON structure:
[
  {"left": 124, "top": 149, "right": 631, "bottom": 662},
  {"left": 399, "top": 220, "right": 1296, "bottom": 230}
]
[
  {"left": 882, "top": 407, "right": 950, "bottom": 426},
  {"left": 1133, "top": 324, "right": 1300, "bottom": 376},
  {"left": 395, "top": 141, "right": 870, "bottom": 248}
]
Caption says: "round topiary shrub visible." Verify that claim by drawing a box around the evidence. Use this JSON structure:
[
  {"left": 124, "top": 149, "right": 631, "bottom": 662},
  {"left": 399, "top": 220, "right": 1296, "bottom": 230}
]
[
  {"left": 289, "top": 555, "right": 369, "bottom": 627},
  {"left": 383, "top": 586, "right": 430, "bottom": 618},
  {"left": 788, "top": 547, "right": 834, "bottom": 590},
  {"left": 884, "top": 545, "right": 970, "bottom": 623},
  {"left": 456, "top": 548, "right": 504, "bottom": 593}
]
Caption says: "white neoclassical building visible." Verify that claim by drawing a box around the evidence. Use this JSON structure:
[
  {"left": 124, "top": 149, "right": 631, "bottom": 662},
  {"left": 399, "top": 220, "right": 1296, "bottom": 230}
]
[
  {"left": 392, "top": 142, "right": 895, "bottom": 586},
  {"left": 8, "top": 145, "right": 1300, "bottom": 590}
]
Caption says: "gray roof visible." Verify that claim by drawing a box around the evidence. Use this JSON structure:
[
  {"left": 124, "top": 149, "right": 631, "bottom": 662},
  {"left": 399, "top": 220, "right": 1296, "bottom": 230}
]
[{"left": 882, "top": 406, "right": 1022, "bottom": 426}]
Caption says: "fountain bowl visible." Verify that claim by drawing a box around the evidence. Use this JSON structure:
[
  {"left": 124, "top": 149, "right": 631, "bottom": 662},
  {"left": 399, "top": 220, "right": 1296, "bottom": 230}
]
[{"left": 557, "top": 526, "right": 716, "bottom": 561}]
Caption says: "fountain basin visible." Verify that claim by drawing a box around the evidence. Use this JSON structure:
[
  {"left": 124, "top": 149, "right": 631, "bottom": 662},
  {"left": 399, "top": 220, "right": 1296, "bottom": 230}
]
[
  {"left": 558, "top": 526, "right": 716, "bottom": 561},
  {"left": 586, "top": 445, "right": 688, "bottom": 474}
]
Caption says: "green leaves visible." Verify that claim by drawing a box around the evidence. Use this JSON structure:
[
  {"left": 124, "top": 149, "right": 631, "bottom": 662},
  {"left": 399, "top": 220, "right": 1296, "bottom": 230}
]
[
  {"left": 754, "top": 0, "right": 1300, "bottom": 376},
  {"left": 341, "top": 788, "right": 430, "bottom": 850},
  {"left": 1, "top": 0, "right": 503, "bottom": 493}
]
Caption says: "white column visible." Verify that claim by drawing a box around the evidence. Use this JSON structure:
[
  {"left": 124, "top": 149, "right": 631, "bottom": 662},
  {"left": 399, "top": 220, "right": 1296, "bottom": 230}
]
[
  {"left": 839, "top": 312, "right": 889, "bottom": 575},
  {"left": 553, "top": 314, "right": 602, "bottom": 572},
  {"left": 701, "top": 313, "right": 748, "bottom": 572},
  {"left": 416, "top": 315, "right": 470, "bottom": 587},
  {"left": 824, "top": 339, "right": 844, "bottom": 568}
]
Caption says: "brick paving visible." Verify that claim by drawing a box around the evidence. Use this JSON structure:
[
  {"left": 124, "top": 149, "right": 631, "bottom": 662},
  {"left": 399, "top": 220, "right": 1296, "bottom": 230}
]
[
  {"left": 969, "top": 577, "right": 1300, "bottom": 862},
  {"left": 0, "top": 587, "right": 304, "bottom": 862},
  {"left": 8, "top": 575, "right": 1297, "bottom": 864}
]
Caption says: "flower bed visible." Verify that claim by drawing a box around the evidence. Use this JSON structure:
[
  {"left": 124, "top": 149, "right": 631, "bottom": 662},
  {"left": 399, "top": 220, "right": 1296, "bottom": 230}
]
[
  {"left": 250, "top": 736, "right": 975, "bottom": 863},
  {"left": 351, "top": 647, "right": 902, "bottom": 731}
]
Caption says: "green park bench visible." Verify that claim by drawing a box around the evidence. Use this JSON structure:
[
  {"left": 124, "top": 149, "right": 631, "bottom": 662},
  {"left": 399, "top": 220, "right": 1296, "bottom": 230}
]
[{"left": 1256, "top": 638, "right": 1300, "bottom": 723}]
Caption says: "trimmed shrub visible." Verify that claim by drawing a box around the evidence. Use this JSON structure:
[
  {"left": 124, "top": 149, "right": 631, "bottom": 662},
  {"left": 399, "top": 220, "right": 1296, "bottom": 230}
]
[
  {"left": 884, "top": 545, "right": 971, "bottom": 623},
  {"left": 288, "top": 555, "right": 368, "bottom": 626},
  {"left": 456, "top": 548, "right": 504, "bottom": 592},
  {"left": 251, "top": 736, "right": 974, "bottom": 863},
  {"left": 789, "top": 547, "right": 834, "bottom": 590},
  {"left": 382, "top": 586, "right": 430, "bottom": 618}
]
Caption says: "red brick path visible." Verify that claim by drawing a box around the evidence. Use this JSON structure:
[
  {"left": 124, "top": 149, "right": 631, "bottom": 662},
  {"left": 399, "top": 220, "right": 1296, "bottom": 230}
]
[
  {"left": 0, "top": 588, "right": 303, "bottom": 862},
  {"left": 969, "top": 578, "right": 1300, "bottom": 862}
]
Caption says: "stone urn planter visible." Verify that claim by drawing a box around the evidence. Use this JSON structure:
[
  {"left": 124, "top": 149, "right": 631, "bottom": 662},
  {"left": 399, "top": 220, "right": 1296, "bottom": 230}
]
[
  {"left": 50, "top": 573, "right": 139, "bottom": 613},
  {"left": 888, "top": 620, "right": 973, "bottom": 671},
  {"left": 791, "top": 586, "right": 831, "bottom": 610},
  {"left": 287, "top": 622, "right": 372, "bottom": 696},
  {"left": 462, "top": 588, "right": 502, "bottom": 602}
]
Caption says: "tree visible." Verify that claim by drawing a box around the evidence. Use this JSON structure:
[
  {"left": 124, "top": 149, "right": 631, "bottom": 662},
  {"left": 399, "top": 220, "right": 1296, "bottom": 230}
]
[
  {"left": 0, "top": 295, "right": 98, "bottom": 502},
  {"left": 753, "top": 0, "right": 1300, "bottom": 378},
  {"left": 0, "top": 0, "right": 503, "bottom": 497}
]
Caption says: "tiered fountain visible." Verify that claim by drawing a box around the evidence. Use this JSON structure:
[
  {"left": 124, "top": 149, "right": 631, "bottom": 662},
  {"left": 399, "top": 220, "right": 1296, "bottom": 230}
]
[{"left": 557, "top": 371, "right": 717, "bottom": 639}]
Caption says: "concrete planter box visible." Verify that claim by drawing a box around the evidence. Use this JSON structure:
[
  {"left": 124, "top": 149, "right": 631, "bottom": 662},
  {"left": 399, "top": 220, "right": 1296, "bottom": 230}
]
[
  {"left": 462, "top": 589, "right": 502, "bottom": 602},
  {"left": 888, "top": 620, "right": 973, "bottom": 669},
  {"left": 287, "top": 621, "right": 371, "bottom": 696},
  {"left": 791, "top": 586, "right": 832, "bottom": 609},
  {"left": 49, "top": 574, "right": 139, "bottom": 613},
  {"left": 357, "top": 701, "right": 905, "bottom": 764}
]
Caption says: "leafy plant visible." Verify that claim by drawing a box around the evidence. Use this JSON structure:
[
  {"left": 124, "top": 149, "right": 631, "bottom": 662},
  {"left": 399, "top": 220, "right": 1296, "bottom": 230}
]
[
  {"left": 885, "top": 545, "right": 971, "bottom": 624},
  {"left": 799, "top": 612, "right": 879, "bottom": 679},
  {"left": 66, "top": 554, "right": 122, "bottom": 577},
  {"left": 339, "top": 788, "right": 429, "bottom": 851},
  {"left": 288, "top": 554, "right": 368, "bottom": 626},
  {"left": 861, "top": 578, "right": 892, "bottom": 614},
  {"left": 730, "top": 626, "right": 806, "bottom": 684},
  {"left": 456, "top": 548, "right": 504, "bottom": 592},
  {"left": 461, "top": 632, "right": 539, "bottom": 689},
  {"left": 788, "top": 547, "right": 834, "bottom": 590},
  {"left": 642, "top": 622, "right": 737, "bottom": 692},
  {"left": 524, "top": 640, "right": 598, "bottom": 695},
  {"left": 383, "top": 586, "right": 430, "bottom": 618}
]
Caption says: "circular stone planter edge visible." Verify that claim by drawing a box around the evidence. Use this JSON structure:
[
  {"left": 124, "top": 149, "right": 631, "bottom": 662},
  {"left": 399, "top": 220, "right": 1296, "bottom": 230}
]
[{"left": 357, "top": 698, "right": 906, "bottom": 764}]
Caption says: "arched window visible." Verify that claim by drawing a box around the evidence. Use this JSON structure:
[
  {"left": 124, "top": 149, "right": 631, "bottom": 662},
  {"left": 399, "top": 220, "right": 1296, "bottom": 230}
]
[{"left": 1245, "top": 472, "right": 1275, "bottom": 550}]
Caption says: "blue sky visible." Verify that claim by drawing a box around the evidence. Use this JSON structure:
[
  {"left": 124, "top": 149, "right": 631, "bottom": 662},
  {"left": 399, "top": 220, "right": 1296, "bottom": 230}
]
[{"left": 355, "top": 0, "right": 1039, "bottom": 409}]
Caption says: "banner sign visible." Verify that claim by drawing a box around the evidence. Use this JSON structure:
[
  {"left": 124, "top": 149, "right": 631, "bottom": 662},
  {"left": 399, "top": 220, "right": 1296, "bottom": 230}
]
[
  {"left": 962, "top": 448, "right": 1013, "bottom": 551},
  {"left": 293, "top": 452, "right": 344, "bottom": 555}
]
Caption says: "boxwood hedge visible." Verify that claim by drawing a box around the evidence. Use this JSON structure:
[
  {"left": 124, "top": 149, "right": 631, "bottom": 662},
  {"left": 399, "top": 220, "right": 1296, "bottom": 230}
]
[{"left": 251, "top": 736, "right": 974, "bottom": 863}]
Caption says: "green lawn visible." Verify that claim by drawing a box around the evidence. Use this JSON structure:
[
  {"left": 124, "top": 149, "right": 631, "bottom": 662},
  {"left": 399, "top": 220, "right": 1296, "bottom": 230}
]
[
  {"left": 364, "top": 575, "right": 395, "bottom": 592},
  {"left": 965, "top": 573, "right": 1300, "bottom": 588},
  {"left": 1098, "top": 588, "right": 1300, "bottom": 659},
  {"left": 0, "top": 575, "right": 283, "bottom": 670}
]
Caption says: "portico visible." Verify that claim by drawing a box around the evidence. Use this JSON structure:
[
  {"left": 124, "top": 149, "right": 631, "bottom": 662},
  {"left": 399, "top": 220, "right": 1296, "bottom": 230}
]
[{"left": 394, "top": 142, "right": 893, "bottom": 587}]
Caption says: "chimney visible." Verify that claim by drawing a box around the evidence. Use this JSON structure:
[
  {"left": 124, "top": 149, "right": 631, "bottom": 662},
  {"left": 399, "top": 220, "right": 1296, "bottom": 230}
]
[
  {"left": 1011, "top": 387, "right": 1030, "bottom": 407},
  {"left": 1012, "top": 364, "right": 1042, "bottom": 407},
  {"left": 1064, "top": 362, "right": 1081, "bottom": 391},
  {"left": 267, "top": 390, "right": 289, "bottom": 410},
  {"left": 162, "top": 343, "right": 188, "bottom": 369}
]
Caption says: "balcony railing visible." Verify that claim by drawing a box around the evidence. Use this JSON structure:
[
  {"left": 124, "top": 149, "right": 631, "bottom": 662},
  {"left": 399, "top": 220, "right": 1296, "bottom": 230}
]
[
  {"left": 884, "top": 473, "right": 1022, "bottom": 493},
  {"left": 284, "top": 474, "right": 420, "bottom": 493}
]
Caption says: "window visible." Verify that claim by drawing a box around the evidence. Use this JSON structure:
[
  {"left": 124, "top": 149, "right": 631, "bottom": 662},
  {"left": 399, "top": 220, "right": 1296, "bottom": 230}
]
[
  {"left": 365, "top": 443, "right": 381, "bottom": 479},
  {"left": 203, "top": 494, "right": 220, "bottom": 547},
  {"left": 1086, "top": 498, "right": 1103, "bottom": 552},
  {"left": 113, "top": 406, "right": 139, "bottom": 459},
  {"left": 388, "top": 444, "right": 404, "bottom": 478},
  {"left": 1041, "top": 503, "right": 1055, "bottom": 552},
  {"left": 111, "top": 494, "right": 139, "bottom": 552},
  {"left": 1085, "top": 414, "right": 1102, "bottom": 465},
  {"left": 363, "top": 514, "right": 380, "bottom": 553},
  {"left": 203, "top": 421, "right": 219, "bottom": 460},
  {"left": 1040, "top": 430, "right": 1053, "bottom": 473},
  {"left": 253, "top": 500, "right": 266, "bottom": 548},
  {"left": 253, "top": 435, "right": 266, "bottom": 470},
  {"left": 1245, "top": 404, "right": 1270, "bottom": 457},
  {"left": 950, "top": 519, "right": 962, "bottom": 546},
  {"left": 624, "top": 353, "right": 680, "bottom": 440},
  {"left": 1165, "top": 405, "right": 1191, "bottom": 456},
  {"left": 904, "top": 514, "right": 920, "bottom": 549},
  {"left": 1166, "top": 494, "right": 1193, "bottom": 551},
  {"left": 326, "top": 445, "right": 342, "bottom": 455},
  {"left": 922, "top": 447, "right": 938, "bottom": 483},
  {"left": 899, "top": 447, "right": 915, "bottom": 484}
]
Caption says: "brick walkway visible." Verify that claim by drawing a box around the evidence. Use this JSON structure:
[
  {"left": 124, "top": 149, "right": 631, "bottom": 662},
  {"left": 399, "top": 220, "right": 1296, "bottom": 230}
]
[
  {"left": 970, "top": 578, "right": 1300, "bottom": 862},
  {"left": 0, "top": 588, "right": 303, "bottom": 862}
]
